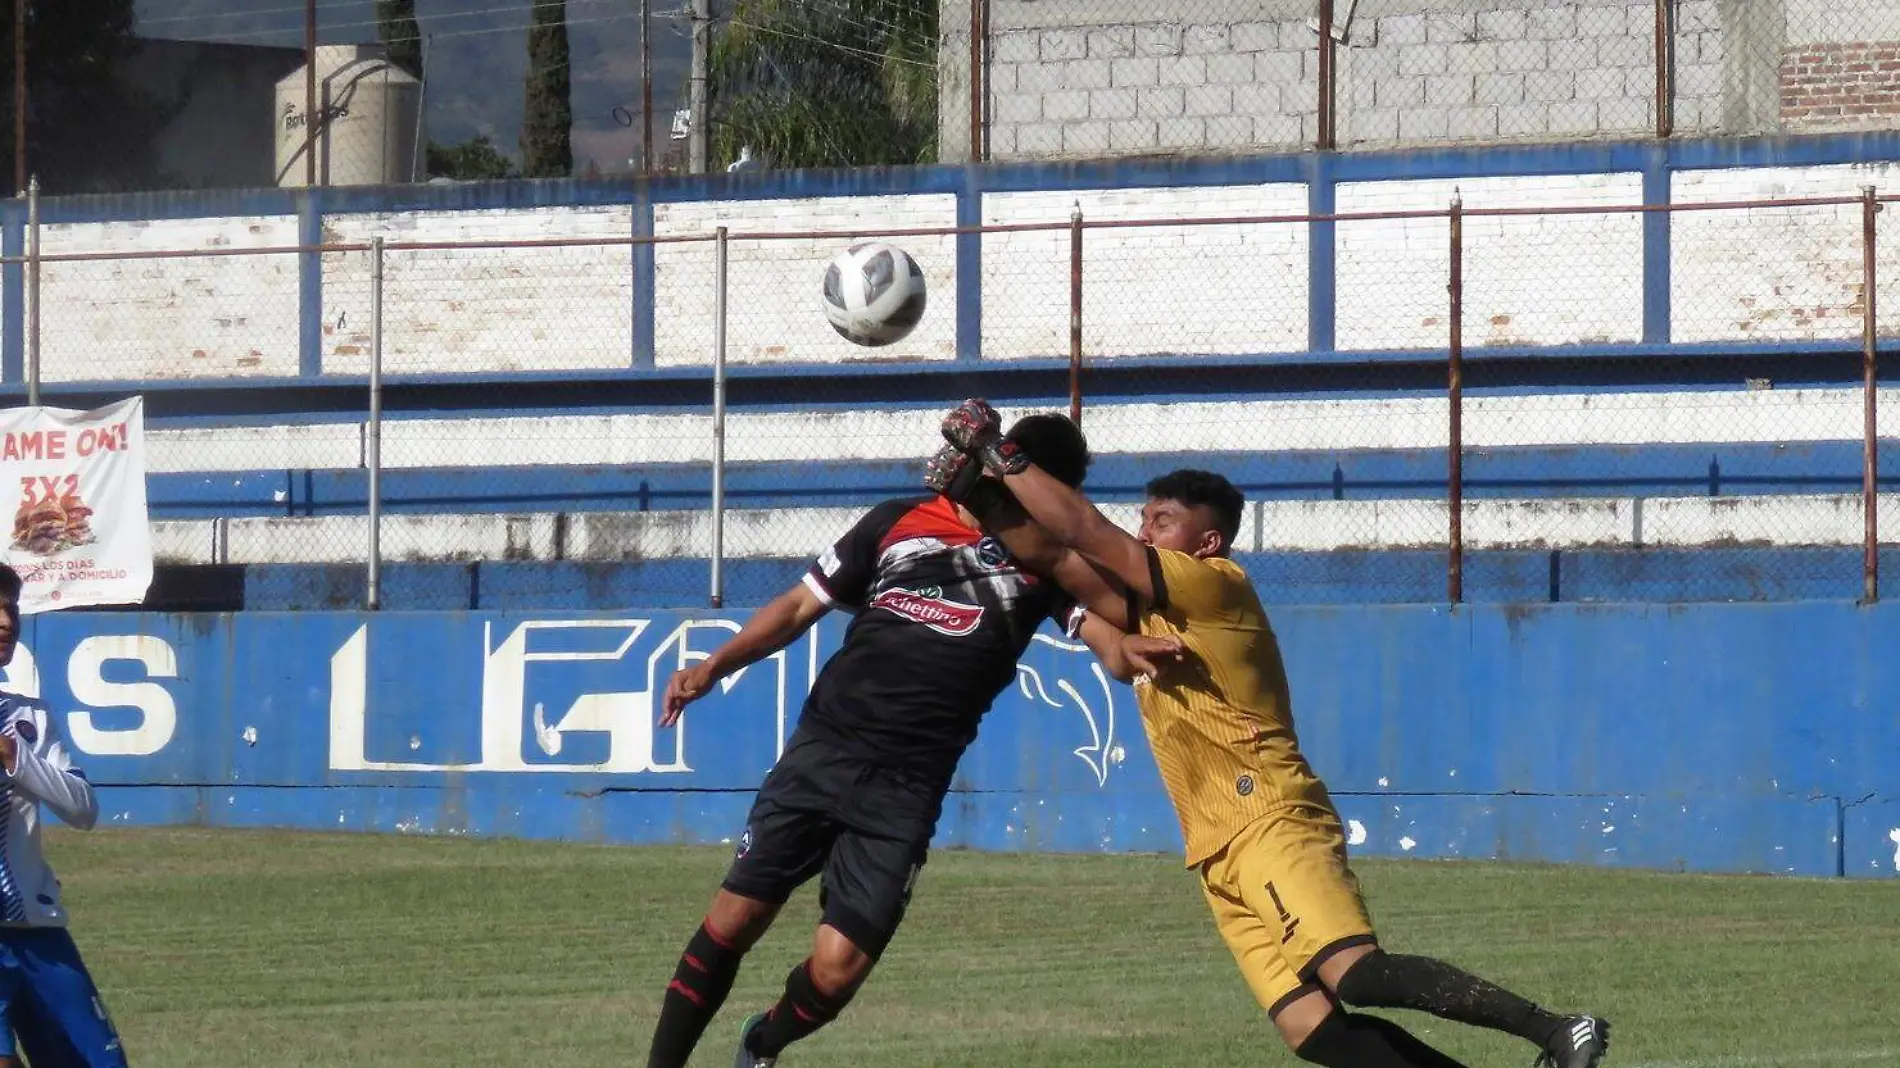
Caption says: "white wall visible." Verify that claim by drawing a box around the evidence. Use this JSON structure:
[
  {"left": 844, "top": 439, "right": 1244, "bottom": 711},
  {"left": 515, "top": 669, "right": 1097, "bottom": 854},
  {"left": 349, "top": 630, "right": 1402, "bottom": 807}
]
[
  {"left": 323, "top": 207, "right": 635, "bottom": 374},
  {"left": 27, "top": 161, "right": 1899, "bottom": 377},
  {"left": 1783, "top": 0, "right": 1900, "bottom": 47},
  {"left": 39, "top": 215, "right": 301, "bottom": 381},
  {"left": 1672, "top": 163, "right": 1900, "bottom": 343},
  {"left": 981, "top": 184, "right": 1309, "bottom": 358},
  {"left": 1335, "top": 172, "right": 1645, "bottom": 350},
  {"left": 652, "top": 195, "right": 960, "bottom": 366}
]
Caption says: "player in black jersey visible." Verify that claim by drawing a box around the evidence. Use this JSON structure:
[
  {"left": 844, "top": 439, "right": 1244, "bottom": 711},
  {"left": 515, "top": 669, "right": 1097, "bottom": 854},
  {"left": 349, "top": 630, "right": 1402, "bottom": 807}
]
[{"left": 643, "top": 414, "right": 1123, "bottom": 1068}]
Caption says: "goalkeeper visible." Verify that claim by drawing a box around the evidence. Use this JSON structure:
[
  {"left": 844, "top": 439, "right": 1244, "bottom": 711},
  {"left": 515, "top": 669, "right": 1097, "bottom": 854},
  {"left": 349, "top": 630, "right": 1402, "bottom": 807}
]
[{"left": 929, "top": 400, "right": 1611, "bottom": 1068}]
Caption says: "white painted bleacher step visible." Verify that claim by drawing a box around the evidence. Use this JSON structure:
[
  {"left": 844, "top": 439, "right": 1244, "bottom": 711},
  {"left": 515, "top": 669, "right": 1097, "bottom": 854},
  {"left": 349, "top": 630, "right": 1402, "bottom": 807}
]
[{"left": 149, "top": 493, "right": 1900, "bottom": 566}]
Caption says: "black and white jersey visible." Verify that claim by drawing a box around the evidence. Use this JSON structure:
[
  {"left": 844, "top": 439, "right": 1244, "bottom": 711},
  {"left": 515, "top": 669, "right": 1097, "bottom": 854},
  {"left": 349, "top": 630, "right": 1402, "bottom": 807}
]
[{"left": 797, "top": 495, "right": 1082, "bottom": 788}]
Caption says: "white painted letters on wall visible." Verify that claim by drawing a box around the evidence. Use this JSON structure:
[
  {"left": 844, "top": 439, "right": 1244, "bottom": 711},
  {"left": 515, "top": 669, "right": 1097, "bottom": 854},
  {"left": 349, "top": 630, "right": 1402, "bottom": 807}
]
[{"left": 64, "top": 635, "right": 181, "bottom": 757}]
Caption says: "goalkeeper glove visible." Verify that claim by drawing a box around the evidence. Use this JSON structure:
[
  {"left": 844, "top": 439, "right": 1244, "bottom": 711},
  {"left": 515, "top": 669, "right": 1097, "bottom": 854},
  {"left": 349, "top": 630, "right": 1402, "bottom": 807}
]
[{"left": 940, "top": 398, "right": 1029, "bottom": 477}]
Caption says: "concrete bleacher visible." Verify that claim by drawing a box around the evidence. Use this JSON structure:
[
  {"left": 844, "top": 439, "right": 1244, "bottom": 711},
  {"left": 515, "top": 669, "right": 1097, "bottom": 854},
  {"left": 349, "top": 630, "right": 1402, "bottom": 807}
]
[{"left": 140, "top": 401, "right": 1899, "bottom": 609}]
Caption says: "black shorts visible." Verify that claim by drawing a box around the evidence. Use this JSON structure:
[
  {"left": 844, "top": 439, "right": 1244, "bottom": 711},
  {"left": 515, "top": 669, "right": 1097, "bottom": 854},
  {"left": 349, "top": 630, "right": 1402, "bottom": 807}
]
[{"left": 721, "top": 731, "right": 945, "bottom": 959}]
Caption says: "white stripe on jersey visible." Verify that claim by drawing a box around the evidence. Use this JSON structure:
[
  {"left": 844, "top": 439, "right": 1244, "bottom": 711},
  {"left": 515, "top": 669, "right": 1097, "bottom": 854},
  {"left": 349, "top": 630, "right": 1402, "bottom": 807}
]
[{"left": 0, "top": 694, "right": 99, "bottom": 928}]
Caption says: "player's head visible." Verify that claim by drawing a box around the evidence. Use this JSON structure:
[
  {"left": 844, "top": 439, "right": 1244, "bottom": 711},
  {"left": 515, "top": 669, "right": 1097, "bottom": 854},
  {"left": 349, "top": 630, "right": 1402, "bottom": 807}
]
[
  {"left": 0, "top": 564, "right": 18, "bottom": 667},
  {"left": 1140, "top": 469, "right": 1244, "bottom": 560},
  {"left": 1005, "top": 413, "right": 1090, "bottom": 488}
]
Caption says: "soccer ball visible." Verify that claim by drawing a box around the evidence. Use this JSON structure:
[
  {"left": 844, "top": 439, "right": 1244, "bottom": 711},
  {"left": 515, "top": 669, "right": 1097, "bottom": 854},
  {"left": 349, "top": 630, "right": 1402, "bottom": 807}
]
[{"left": 821, "top": 242, "right": 927, "bottom": 347}]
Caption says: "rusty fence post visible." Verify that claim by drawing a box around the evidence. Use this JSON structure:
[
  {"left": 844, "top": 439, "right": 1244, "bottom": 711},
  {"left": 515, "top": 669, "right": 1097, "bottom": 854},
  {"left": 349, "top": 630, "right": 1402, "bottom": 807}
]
[
  {"left": 1654, "top": 0, "right": 1674, "bottom": 138},
  {"left": 641, "top": 0, "right": 653, "bottom": 173},
  {"left": 25, "top": 174, "right": 38, "bottom": 407},
  {"left": 1069, "top": 203, "right": 1083, "bottom": 425},
  {"left": 711, "top": 226, "right": 729, "bottom": 609},
  {"left": 1448, "top": 194, "right": 1465, "bottom": 604},
  {"left": 1317, "top": 0, "right": 1337, "bottom": 150},
  {"left": 367, "top": 236, "right": 384, "bottom": 611},
  {"left": 1863, "top": 185, "right": 1881, "bottom": 604},
  {"left": 969, "top": 0, "right": 989, "bottom": 162}
]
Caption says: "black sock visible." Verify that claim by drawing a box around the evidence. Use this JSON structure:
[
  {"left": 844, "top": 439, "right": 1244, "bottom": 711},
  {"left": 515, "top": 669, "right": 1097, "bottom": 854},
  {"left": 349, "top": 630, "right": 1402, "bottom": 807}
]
[
  {"left": 646, "top": 922, "right": 745, "bottom": 1068},
  {"left": 745, "top": 960, "right": 853, "bottom": 1058},
  {"left": 1295, "top": 1009, "right": 1472, "bottom": 1068},
  {"left": 1334, "top": 950, "right": 1565, "bottom": 1047}
]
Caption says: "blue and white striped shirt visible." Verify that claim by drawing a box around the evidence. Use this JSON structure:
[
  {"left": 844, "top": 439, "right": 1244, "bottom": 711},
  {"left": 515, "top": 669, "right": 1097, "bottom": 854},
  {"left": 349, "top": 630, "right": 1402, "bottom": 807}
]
[{"left": 0, "top": 692, "right": 98, "bottom": 929}]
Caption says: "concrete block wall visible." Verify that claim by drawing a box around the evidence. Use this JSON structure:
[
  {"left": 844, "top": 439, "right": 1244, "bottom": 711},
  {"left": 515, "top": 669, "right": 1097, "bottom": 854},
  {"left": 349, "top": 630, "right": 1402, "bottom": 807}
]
[
  {"left": 959, "top": 0, "right": 1899, "bottom": 161},
  {"left": 1336, "top": 1, "right": 1713, "bottom": 146}
]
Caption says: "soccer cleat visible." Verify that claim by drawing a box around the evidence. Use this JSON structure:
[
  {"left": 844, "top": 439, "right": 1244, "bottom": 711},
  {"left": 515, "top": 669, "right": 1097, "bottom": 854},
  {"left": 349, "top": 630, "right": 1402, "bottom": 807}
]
[
  {"left": 1535, "top": 1014, "right": 1609, "bottom": 1068},
  {"left": 733, "top": 1011, "right": 775, "bottom": 1068}
]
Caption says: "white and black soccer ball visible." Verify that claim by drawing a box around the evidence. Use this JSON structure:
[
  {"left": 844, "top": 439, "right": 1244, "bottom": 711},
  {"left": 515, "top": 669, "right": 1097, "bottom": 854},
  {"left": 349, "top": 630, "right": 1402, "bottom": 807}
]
[{"left": 821, "top": 242, "right": 927, "bottom": 347}]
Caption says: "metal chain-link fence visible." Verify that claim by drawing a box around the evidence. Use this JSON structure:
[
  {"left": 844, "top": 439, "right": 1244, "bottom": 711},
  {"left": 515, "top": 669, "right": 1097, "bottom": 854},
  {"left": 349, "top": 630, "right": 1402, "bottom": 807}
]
[
  {"left": 5, "top": 180, "right": 1894, "bottom": 609},
  {"left": 975, "top": 0, "right": 1900, "bottom": 161}
]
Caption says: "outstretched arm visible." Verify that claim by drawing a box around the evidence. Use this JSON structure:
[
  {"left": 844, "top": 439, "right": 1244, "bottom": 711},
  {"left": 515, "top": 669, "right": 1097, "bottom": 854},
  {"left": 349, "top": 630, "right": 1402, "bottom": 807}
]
[
  {"left": 992, "top": 462, "right": 1155, "bottom": 605},
  {"left": 926, "top": 437, "right": 1151, "bottom": 613},
  {"left": 970, "top": 487, "right": 1132, "bottom": 631},
  {"left": 661, "top": 582, "right": 829, "bottom": 726},
  {"left": 1074, "top": 612, "right": 1189, "bottom": 685}
]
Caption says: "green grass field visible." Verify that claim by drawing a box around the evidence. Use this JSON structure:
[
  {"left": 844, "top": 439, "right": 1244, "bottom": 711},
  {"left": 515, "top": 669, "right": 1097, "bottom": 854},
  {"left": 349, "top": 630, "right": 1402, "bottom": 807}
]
[{"left": 47, "top": 826, "right": 1900, "bottom": 1068}]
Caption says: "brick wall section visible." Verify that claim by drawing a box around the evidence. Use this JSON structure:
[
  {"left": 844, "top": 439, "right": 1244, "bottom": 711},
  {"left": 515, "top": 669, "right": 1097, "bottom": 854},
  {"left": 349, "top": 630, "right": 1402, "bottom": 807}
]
[{"left": 1781, "top": 42, "right": 1900, "bottom": 129}]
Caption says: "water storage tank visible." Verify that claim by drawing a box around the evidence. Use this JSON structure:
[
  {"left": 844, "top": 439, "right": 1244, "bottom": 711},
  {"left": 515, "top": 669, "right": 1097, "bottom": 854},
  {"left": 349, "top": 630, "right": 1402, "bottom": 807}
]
[{"left": 275, "top": 44, "right": 423, "bottom": 187}]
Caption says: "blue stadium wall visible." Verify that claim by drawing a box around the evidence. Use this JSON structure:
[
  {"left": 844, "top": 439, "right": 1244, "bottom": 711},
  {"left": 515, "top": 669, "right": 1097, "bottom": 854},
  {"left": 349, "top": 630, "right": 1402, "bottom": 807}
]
[{"left": 16, "top": 602, "right": 1899, "bottom": 879}]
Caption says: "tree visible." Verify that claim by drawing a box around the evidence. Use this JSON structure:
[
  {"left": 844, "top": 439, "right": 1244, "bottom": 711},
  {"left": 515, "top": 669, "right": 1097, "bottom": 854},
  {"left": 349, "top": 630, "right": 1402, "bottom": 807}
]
[
  {"left": 427, "top": 135, "right": 516, "bottom": 180},
  {"left": 376, "top": 0, "right": 424, "bottom": 81},
  {"left": 520, "top": 0, "right": 572, "bottom": 178},
  {"left": 0, "top": 0, "right": 175, "bottom": 193},
  {"left": 706, "top": 0, "right": 936, "bottom": 170}
]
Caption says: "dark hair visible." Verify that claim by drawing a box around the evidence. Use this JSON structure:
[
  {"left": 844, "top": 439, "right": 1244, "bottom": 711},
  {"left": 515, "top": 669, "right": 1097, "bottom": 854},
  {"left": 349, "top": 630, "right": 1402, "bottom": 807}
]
[
  {"left": 1145, "top": 469, "right": 1244, "bottom": 552},
  {"left": 0, "top": 564, "right": 19, "bottom": 603},
  {"left": 1006, "top": 413, "right": 1090, "bottom": 488}
]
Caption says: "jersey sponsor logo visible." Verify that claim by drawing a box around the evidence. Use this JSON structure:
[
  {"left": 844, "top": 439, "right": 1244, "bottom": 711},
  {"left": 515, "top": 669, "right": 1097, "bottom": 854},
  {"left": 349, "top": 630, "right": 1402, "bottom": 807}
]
[
  {"left": 975, "top": 536, "right": 1009, "bottom": 569},
  {"left": 869, "top": 585, "right": 985, "bottom": 636}
]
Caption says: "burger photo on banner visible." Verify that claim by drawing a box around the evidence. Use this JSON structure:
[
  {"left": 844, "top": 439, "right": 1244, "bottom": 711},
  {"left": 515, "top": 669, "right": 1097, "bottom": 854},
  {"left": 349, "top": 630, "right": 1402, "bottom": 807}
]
[{"left": 0, "top": 397, "right": 153, "bottom": 614}]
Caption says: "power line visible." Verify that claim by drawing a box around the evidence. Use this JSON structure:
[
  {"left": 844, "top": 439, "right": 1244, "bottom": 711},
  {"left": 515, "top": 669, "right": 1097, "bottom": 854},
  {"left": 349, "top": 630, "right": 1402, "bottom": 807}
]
[
  {"left": 728, "top": 15, "right": 932, "bottom": 68},
  {"left": 145, "top": 0, "right": 633, "bottom": 45},
  {"left": 137, "top": 0, "right": 372, "bottom": 28}
]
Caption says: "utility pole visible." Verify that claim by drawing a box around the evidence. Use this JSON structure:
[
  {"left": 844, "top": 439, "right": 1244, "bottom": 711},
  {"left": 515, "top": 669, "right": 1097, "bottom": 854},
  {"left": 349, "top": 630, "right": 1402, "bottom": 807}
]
[
  {"left": 13, "top": 0, "right": 25, "bottom": 195},
  {"left": 305, "top": 0, "right": 318, "bottom": 186},
  {"left": 640, "top": 0, "right": 652, "bottom": 172},
  {"left": 689, "top": 0, "right": 709, "bottom": 174}
]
